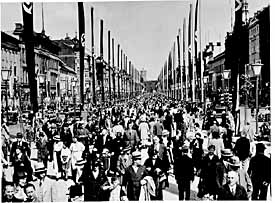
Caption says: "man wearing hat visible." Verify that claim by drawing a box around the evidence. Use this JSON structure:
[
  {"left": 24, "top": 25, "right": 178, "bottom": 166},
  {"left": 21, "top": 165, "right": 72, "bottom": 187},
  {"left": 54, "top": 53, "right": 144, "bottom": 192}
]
[
  {"left": 215, "top": 149, "right": 233, "bottom": 191},
  {"left": 228, "top": 156, "right": 253, "bottom": 199},
  {"left": 199, "top": 145, "right": 220, "bottom": 198},
  {"left": 174, "top": 145, "right": 194, "bottom": 200},
  {"left": 10, "top": 132, "right": 31, "bottom": 163},
  {"left": 117, "top": 145, "right": 132, "bottom": 183},
  {"left": 248, "top": 143, "right": 271, "bottom": 200},
  {"left": 122, "top": 151, "right": 149, "bottom": 200},
  {"left": 32, "top": 162, "right": 57, "bottom": 202}
]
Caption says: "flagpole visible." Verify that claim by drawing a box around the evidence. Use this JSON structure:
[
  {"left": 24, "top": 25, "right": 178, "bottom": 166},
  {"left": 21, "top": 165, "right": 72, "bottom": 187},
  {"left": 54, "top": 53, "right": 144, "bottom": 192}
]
[
  {"left": 184, "top": 18, "right": 188, "bottom": 102},
  {"left": 191, "top": 4, "right": 195, "bottom": 103},
  {"left": 91, "top": 7, "right": 96, "bottom": 105},
  {"left": 199, "top": 0, "right": 204, "bottom": 103}
]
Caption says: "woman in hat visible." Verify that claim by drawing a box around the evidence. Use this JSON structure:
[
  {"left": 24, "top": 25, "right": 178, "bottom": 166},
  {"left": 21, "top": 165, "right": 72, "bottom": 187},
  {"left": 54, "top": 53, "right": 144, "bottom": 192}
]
[
  {"left": 70, "top": 136, "right": 85, "bottom": 182},
  {"left": 14, "top": 172, "right": 27, "bottom": 202},
  {"left": 13, "top": 147, "right": 33, "bottom": 183}
]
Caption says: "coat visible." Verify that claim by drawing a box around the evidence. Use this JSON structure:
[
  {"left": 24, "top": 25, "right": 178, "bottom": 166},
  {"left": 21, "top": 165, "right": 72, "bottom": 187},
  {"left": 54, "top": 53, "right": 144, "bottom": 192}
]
[
  {"left": 218, "top": 184, "right": 248, "bottom": 200},
  {"left": 174, "top": 154, "right": 194, "bottom": 182},
  {"left": 10, "top": 141, "right": 31, "bottom": 162},
  {"left": 199, "top": 154, "right": 220, "bottom": 195},
  {"left": 122, "top": 165, "right": 148, "bottom": 200},
  {"left": 79, "top": 168, "right": 109, "bottom": 201},
  {"left": 215, "top": 161, "right": 228, "bottom": 190},
  {"left": 248, "top": 153, "right": 271, "bottom": 184},
  {"left": 32, "top": 177, "right": 57, "bottom": 202},
  {"left": 124, "top": 129, "right": 139, "bottom": 148},
  {"left": 36, "top": 135, "right": 48, "bottom": 161}
]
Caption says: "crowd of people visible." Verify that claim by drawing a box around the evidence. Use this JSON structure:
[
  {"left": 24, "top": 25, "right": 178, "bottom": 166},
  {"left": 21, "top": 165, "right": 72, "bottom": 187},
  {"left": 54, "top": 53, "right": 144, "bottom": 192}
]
[{"left": 1, "top": 93, "right": 271, "bottom": 202}]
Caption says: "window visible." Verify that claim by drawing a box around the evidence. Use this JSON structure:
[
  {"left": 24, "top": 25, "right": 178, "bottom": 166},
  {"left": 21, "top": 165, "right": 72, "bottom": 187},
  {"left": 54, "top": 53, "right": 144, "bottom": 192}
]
[{"left": 14, "top": 66, "right": 16, "bottom": 76}]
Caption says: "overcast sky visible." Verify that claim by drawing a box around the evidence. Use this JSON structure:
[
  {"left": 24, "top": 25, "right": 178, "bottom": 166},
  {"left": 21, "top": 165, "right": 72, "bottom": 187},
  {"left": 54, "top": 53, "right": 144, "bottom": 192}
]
[{"left": 1, "top": 0, "right": 270, "bottom": 80}]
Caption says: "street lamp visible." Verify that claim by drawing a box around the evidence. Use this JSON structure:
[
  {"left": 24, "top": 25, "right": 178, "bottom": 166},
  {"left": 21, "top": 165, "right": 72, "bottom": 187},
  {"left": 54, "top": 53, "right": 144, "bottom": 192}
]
[
  {"left": 251, "top": 62, "right": 263, "bottom": 135},
  {"left": 71, "top": 79, "right": 77, "bottom": 118},
  {"left": 203, "top": 76, "right": 208, "bottom": 112},
  {"left": 1, "top": 69, "right": 11, "bottom": 121},
  {"left": 39, "top": 74, "right": 45, "bottom": 119},
  {"left": 223, "top": 69, "right": 230, "bottom": 92}
]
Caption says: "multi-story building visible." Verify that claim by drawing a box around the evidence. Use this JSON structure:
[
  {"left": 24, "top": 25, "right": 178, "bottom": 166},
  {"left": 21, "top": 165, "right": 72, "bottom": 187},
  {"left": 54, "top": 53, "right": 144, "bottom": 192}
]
[
  {"left": 1, "top": 31, "right": 21, "bottom": 109},
  {"left": 248, "top": 6, "right": 270, "bottom": 106}
]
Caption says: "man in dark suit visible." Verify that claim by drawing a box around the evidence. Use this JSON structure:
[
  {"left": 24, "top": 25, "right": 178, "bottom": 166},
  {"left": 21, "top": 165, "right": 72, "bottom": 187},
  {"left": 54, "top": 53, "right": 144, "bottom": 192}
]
[
  {"left": 218, "top": 170, "right": 248, "bottom": 200},
  {"left": 198, "top": 145, "right": 220, "bottom": 198},
  {"left": 122, "top": 151, "right": 148, "bottom": 200},
  {"left": 174, "top": 145, "right": 194, "bottom": 200},
  {"left": 248, "top": 143, "right": 271, "bottom": 200},
  {"left": 10, "top": 133, "right": 30, "bottom": 163}
]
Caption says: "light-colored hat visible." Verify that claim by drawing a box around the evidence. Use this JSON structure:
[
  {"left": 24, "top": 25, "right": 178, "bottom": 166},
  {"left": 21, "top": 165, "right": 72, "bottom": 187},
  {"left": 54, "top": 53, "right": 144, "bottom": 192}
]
[
  {"left": 53, "top": 135, "right": 60, "bottom": 141},
  {"left": 221, "top": 149, "right": 233, "bottom": 157},
  {"left": 34, "top": 162, "right": 47, "bottom": 174},
  {"left": 75, "top": 158, "right": 86, "bottom": 166},
  {"left": 162, "top": 130, "right": 169, "bottom": 136},
  {"left": 228, "top": 156, "right": 241, "bottom": 167},
  {"left": 132, "top": 151, "right": 142, "bottom": 160}
]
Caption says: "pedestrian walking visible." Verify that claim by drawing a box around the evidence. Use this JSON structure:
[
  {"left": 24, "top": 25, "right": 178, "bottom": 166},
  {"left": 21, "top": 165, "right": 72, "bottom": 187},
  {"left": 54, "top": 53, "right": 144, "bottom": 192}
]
[
  {"left": 174, "top": 145, "right": 194, "bottom": 200},
  {"left": 122, "top": 151, "right": 148, "bottom": 200},
  {"left": 248, "top": 143, "right": 271, "bottom": 200}
]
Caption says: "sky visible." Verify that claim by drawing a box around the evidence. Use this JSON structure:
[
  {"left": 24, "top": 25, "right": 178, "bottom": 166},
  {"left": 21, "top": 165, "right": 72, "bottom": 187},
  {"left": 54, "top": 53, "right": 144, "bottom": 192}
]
[{"left": 1, "top": 0, "right": 270, "bottom": 80}]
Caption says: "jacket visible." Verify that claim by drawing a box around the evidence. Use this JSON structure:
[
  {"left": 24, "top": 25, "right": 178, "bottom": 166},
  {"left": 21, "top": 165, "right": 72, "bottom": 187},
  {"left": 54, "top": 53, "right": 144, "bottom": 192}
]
[
  {"left": 122, "top": 165, "right": 148, "bottom": 200},
  {"left": 32, "top": 177, "right": 57, "bottom": 202},
  {"left": 218, "top": 184, "right": 248, "bottom": 200},
  {"left": 174, "top": 154, "right": 194, "bottom": 181}
]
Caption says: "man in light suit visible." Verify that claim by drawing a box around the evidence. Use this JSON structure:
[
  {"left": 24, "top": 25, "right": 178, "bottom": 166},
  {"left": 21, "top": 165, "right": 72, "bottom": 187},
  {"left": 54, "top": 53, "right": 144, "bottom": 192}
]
[{"left": 32, "top": 162, "right": 57, "bottom": 202}]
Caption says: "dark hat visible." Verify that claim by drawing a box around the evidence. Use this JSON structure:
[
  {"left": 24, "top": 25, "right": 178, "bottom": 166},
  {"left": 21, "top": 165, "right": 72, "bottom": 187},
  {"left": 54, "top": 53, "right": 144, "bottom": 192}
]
[
  {"left": 17, "top": 132, "right": 23, "bottom": 138},
  {"left": 17, "top": 171, "right": 27, "bottom": 179},
  {"left": 34, "top": 162, "right": 47, "bottom": 174},
  {"left": 132, "top": 151, "right": 142, "bottom": 160},
  {"left": 221, "top": 149, "right": 233, "bottom": 157},
  {"left": 256, "top": 143, "right": 266, "bottom": 153}
]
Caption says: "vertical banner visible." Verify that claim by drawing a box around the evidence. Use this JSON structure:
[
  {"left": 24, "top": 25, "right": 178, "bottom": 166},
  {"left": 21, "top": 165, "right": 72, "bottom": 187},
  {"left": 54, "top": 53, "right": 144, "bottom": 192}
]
[
  {"left": 78, "top": 2, "right": 85, "bottom": 108},
  {"left": 22, "top": 2, "right": 38, "bottom": 113},
  {"left": 117, "top": 44, "right": 120, "bottom": 98}
]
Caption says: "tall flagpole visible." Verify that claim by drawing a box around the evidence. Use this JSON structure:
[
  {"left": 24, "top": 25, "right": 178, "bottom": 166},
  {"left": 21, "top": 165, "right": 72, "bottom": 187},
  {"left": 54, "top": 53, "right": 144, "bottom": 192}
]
[
  {"left": 183, "top": 18, "right": 188, "bottom": 101},
  {"left": 191, "top": 4, "right": 195, "bottom": 103},
  {"left": 199, "top": 0, "right": 204, "bottom": 103},
  {"left": 91, "top": 7, "right": 96, "bottom": 105}
]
